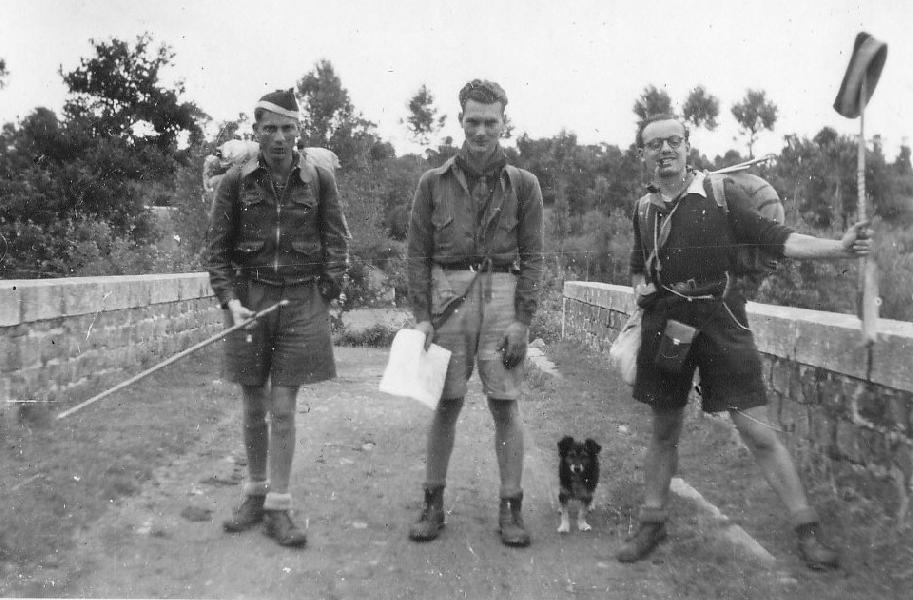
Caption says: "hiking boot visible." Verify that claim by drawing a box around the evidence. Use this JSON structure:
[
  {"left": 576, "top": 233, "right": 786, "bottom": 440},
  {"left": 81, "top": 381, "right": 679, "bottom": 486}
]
[
  {"left": 616, "top": 521, "right": 668, "bottom": 562},
  {"left": 498, "top": 493, "right": 531, "bottom": 547},
  {"left": 408, "top": 485, "right": 445, "bottom": 542},
  {"left": 262, "top": 510, "right": 307, "bottom": 548},
  {"left": 796, "top": 523, "right": 839, "bottom": 570},
  {"left": 222, "top": 495, "right": 265, "bottom": 533}
]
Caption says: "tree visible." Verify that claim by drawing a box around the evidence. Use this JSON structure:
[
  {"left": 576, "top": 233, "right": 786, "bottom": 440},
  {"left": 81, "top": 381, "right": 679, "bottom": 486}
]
[
  {"left": 60, "top": 33, "right": 204, "bottom": 156},
  {"left": 0, "top": 58, "right": 8, "bottom": 89},
  {"left": 633, "top": 85, "right": 672, "bottom": 122},
  {"left": 296, "top": 59, "right": 378, "bottom": 166},
  {"left": 682, "top": 85, "right": 719, "bottom": 130},
  {"left": 404, "top": 84, "right": 446, "bottom": 145},
  {"left": 731, "top": 89, "right": 778, "bottom": 158}
]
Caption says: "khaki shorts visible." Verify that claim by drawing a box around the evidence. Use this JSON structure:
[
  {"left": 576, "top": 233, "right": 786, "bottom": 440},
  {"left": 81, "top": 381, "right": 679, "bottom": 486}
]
[
  {"left": 431, "top": 268, "right": 524, "bottom": 401},
  {"left": 224, "top": 279, "right": 336, "bottom": 387}
]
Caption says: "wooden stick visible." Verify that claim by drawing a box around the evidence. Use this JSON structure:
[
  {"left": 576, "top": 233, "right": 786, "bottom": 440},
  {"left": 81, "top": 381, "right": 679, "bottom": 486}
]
[
  {"left": 856, "top": 78, "right": 880, "bottom": 346},
  {"left": 56, "top": 300, "right": 289, "bottom": 420}
]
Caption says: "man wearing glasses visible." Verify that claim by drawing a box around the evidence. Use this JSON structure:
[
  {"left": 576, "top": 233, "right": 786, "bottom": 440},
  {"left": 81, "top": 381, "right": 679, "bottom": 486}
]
[
  {"left": 405, "top": 79, "right": 544, "bottom": 547},
  {"left": 620, "top": 114, "right": 872, "bottom": 569}
]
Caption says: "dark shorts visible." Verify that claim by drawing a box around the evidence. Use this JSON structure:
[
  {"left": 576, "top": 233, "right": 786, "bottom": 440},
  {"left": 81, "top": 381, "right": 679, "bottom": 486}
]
[
  {"left": 633, "top": 295, "right": 767, "bottom": 413},
  {"left": 224, "top": 279, "right": 335, "bottom": 387}
]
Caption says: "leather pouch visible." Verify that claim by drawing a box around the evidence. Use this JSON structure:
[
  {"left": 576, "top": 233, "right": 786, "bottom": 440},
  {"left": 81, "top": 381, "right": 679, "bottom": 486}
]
[{"left": 654, "top": 319, "right": 698, "bottom": 374}]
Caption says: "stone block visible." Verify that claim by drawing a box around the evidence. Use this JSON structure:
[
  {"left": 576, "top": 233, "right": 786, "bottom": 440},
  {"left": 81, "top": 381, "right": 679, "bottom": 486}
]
[
  {"left": 59, "top": 277, "right": 114, "bottom": 317},
  {"left": 748, "top": 302, "right": 797, "bottom": 359},
  {"left": 794, "top": 310, "right": 868, "bottom": 380},
  {"left": 177, "top": 272, "right": 214, "bottom": 301},
  {"left": 0, "top": 281, "right": 22, "bottom": 326},
  {"left": 18, "top": 280, "right": 64, "bottom": 322},
  {"left": 870, "top": 318, "right": 913, "bottom": 394},
  {"left": 147, "top": 273, "right": 182, "bottom": 305}
]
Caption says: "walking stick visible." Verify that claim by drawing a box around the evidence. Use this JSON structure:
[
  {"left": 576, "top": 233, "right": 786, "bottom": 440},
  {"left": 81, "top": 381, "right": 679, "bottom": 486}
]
[
  {"left": 856, "top": 80, "right": 880, "bottom": 348},
  {"left": 833, "top": 31, "right": 887, "bottom": 350},
  {"left": 56, "top": 299, "right": 289, "bottom": 420}
]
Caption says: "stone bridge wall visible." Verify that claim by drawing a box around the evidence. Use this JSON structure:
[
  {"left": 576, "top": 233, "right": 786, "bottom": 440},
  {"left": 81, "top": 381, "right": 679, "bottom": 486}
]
[
  {"left": 1, "top": 273, "right": 221, "bottom": 422},
  {"left": 562, "top": 281, "right": 913, "bottom": 517}
]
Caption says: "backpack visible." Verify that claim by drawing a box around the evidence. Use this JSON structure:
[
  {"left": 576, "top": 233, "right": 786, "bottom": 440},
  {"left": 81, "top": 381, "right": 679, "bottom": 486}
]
[
  {"left": 707, "top": 171, "right": 785, "bottom": 292},
  {"left": 635, "top": 171, "right": 785, "bottom": 294}
]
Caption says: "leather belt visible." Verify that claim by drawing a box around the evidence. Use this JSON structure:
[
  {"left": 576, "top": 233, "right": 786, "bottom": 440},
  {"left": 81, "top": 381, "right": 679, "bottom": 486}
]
[
  {"left": 665, "top": 276, "right": 728, "bottom": 297},
  {"left": 438, "top": 260, "right": 515, "bottom": 273}
]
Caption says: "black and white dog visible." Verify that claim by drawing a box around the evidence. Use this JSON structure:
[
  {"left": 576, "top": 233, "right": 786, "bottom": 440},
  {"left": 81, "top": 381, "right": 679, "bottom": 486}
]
[{"left": 557, "top": 436, "right": 602, "bottom": 533}]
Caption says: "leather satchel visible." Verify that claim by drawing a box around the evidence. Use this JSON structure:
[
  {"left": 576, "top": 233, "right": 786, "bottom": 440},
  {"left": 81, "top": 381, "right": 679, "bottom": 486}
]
[{"left": 654, "top": 319, "right": 698, "bottom": 374}]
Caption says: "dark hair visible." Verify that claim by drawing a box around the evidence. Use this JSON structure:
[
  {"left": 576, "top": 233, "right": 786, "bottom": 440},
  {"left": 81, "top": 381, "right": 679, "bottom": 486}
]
[
  {"left": 458, "top": 79, "right": 508, "bottom": 112},
  {"left": 635, "top": 113, "right": 690, "bottom": 148}
]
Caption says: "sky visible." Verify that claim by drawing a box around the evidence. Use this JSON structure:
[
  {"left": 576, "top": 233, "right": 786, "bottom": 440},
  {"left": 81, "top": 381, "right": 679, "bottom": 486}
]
[{"left": 0, "top": 0, "right": 911, "bottom": 161}]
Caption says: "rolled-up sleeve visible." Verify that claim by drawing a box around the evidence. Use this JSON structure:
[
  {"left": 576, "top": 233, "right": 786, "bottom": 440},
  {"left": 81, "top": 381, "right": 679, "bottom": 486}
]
[
  {"left": 514, "top": 173, "right": 544, "bottom": 325},
  {"left": 406, "top": 173, "right": 434, "bottom": 324},
  {"left": 205, "top": 170, "right": 239, "bottom": 308},
  {"left": 317, "top": 166, "right": 350, "bottom": 288}
]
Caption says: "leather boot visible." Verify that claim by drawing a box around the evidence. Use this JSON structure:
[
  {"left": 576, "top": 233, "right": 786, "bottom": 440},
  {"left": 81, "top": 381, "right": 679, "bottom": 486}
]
[
  {"left": 408, "top": 485, "right": 446, "bottom": 542},
  {"left": 262, "top": 510, "right": 307, "bottom": 548},
  {"left": 498, "top": 493, "right": 531, "bottom": 547},
  {"left": 616, "top": 521, "right": 668, "bottom": 562},
  {"left": 796, "top": 523, "right": 839, "bottom": 570},
  {"left": 222, "top": 494, "right": 265, "bottom": 533}
]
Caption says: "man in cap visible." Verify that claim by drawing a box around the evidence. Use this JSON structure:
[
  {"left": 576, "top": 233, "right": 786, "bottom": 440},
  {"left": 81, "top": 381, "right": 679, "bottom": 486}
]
[
  {"left": 206, "top": 89, "right": 349, "bottom": 548},
  {"left": 619, "top": 113, "right": 872, "bottom": 569},
  {"left": 406, "top": 79, "right": 544, "bottom": 547}
]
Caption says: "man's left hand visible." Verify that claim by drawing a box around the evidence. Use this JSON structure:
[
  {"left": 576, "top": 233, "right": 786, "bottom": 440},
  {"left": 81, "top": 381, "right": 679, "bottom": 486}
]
[
  {"left": 498, "top": 321, "right": 529, "bottom": 370},
  {"left": 841, "top": 220, "right": 873, "bottom": 256}
]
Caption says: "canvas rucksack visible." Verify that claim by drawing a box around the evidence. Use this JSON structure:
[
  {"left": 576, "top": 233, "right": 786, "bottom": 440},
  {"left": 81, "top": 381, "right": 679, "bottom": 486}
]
[{"left": 706, "top": 171, "right": 785, "bottom": 291}]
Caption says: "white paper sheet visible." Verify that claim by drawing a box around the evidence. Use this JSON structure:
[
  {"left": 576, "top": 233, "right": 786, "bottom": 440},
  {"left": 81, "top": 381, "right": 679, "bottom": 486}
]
[{"left": 378, "top": 329, "right": 452, "bottom": 409}]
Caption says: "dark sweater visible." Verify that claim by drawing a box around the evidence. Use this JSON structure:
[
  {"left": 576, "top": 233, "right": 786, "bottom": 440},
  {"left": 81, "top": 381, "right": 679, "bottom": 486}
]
[{"left": 630, "top": 176, "right": 793, "bottom": 286}]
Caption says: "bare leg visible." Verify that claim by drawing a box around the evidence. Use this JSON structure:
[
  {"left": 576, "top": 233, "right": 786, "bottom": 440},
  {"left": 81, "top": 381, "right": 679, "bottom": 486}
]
[
  {"left": 267, "top": 385, "right": 299, "bottom": 494},
  {"left": 642, "top": 407, "right": 685, "bottom": 511},
  {"left": 424, "top": 397, "right": 465, "bottom": 486},
  {"left": 240, "top": 384, "right": 269, "bottom": 484},
  {"left": 487, "top": 398, "right": 524, "bottom": 498}
]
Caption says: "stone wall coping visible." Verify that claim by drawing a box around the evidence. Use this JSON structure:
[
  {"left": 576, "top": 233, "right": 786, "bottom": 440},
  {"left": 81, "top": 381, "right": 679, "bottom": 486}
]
[
  {"left": 1, "top": 272, "right": 214, "bottom": 324},
  {"left": 563, "top": 280, "right": 913, "bottom": 394}
]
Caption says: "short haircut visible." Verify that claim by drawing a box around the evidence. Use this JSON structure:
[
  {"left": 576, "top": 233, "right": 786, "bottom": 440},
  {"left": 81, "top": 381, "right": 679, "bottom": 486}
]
[
  {"left": 636, "top": 113, "right": 690, "bottom": 148},
  {"left": 458, "top": 79, "right": 508, "bottom": 112}
]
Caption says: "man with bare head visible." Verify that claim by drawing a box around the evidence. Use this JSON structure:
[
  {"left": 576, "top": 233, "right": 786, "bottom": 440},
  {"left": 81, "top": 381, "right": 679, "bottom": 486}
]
[{"left": 406, "top": 79, "right": 544, "bottom": 547}]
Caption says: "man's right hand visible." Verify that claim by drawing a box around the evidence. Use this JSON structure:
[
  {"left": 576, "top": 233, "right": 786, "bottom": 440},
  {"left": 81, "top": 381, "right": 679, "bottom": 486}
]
[
  {"left": 414, "top": 320, "right": 435, "bottom": 350},
  {"left": 227, "top": 299, "right": 255, "bottom": 328}
]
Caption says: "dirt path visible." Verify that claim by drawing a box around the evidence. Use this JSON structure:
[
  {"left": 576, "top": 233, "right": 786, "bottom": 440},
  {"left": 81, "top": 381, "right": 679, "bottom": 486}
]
[{"left": 60, "top": 347, "right": 671, "bottom": 600}]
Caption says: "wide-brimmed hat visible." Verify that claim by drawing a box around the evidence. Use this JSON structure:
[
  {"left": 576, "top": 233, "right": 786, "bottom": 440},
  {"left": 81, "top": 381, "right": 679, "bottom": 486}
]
[{"left": 834, "top": 32, "right": 888, "bottom": 119}]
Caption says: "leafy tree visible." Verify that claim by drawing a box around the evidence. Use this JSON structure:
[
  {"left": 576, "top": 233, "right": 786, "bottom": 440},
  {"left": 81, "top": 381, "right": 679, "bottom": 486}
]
[
  {"left": 296, "top": 59, "right": 378, "bottom": 167},
  {"left": 0, "top": 58, "right": 8, "bottom": 89},
  {"left": 60, "top": 33, "right": 205, "bottom": 157},
  {"left": 404, "top": 84, "right": 446, "bottom": 145},
  {"left": 682, "top": 85, "right": 719, "bottom": 130},
  {"left": 633, "top": 85, "right": 672, "bottom": 122},
  {"left": 731, "top": 89, "right": 778, "bottom": 158},
  {"left": 894, "top": 145, "right": 912, "bottom": 175}
]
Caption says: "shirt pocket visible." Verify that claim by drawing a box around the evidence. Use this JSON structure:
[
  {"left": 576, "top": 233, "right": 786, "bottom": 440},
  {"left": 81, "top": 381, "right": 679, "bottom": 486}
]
[
  {"left": 431, "top": 197, "right": 456, "bottom": 252},
  {"left": 234, "top": 239, "right": 265, "bottom": 263},
  {"left": 290, "top": 239, "right": 322, "bottom": 270}
]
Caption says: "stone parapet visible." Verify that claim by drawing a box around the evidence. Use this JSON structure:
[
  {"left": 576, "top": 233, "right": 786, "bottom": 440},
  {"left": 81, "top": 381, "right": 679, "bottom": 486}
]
[
  {"left": 562, "top": 281, "right": 913, "bottom": 519},
  {"left": 1, "top": 273, "right": 221, "bottom": 422}
]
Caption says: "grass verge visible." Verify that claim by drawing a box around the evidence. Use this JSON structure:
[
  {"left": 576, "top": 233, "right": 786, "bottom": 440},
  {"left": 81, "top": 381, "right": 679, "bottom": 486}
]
[
  {"left": 0, "top": 346, "right": 235, "bottom": 597},
  {"left": 525, "top": 339, "right": 913, "bottom": 600}
]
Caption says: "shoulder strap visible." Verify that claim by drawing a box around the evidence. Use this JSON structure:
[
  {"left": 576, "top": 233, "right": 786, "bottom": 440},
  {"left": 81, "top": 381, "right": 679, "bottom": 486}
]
[{"left": 708, "top": 173, "right": 728, "bottom": 213}]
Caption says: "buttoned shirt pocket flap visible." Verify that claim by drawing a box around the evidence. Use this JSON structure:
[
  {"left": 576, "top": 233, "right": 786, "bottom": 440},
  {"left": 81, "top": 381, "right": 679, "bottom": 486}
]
[
  {"left": 431, "top": 200, "right": 454, "bottom": 230},
  {"left": 290, "top": 186, "right": 317, "bottom": 210},
  {"left": 236, "top": 240, "right": 265, "bottom": 254},
  {"left": 240, "top": 186, "right": 265, "bottom": 207},
  {"left": 291, "top": 239, "right": 321, "bottom": 254}
]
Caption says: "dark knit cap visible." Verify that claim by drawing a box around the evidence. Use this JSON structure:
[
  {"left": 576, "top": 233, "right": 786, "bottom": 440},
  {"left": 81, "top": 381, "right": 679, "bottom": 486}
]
[
  {"left": 255, "top": 89, "right": 300, "bottom": 119},
  {"left": 834, "top": 32, "right": 888, "bottom": 119}
]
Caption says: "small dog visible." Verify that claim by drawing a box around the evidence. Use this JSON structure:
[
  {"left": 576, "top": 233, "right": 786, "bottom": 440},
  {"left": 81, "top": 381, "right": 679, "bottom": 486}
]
[{"left": 557, "top": 436, "right": 602, "bottom": 533}]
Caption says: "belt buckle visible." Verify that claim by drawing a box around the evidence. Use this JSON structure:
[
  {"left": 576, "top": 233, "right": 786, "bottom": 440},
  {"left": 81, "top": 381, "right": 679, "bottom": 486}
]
[{"left": 685, "top": 278, "right": 698, "bottom": 290}]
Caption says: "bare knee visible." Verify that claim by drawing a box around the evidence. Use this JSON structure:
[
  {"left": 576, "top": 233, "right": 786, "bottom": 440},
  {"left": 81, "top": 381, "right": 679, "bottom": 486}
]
[{"left": 487, "top": 398, "right": 520, "bottom": 427}]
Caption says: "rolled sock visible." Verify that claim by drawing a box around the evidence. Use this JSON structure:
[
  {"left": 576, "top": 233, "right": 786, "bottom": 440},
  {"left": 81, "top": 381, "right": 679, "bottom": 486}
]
[{"left": 263, "top": 492, "right": 293, "bottom": 511}]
